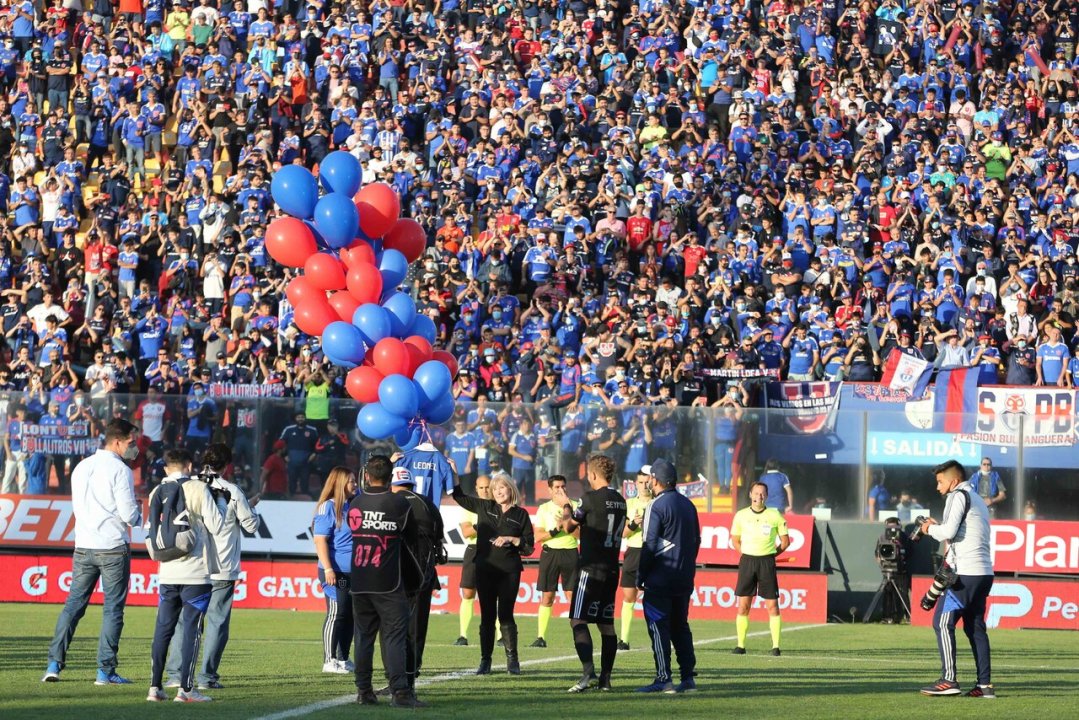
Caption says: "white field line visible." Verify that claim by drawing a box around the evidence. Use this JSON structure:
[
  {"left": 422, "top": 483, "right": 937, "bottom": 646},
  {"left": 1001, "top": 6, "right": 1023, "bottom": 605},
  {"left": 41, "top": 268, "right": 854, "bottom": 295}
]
[{"left": 250, "top": 623, "right": 830, "bottom": 720}]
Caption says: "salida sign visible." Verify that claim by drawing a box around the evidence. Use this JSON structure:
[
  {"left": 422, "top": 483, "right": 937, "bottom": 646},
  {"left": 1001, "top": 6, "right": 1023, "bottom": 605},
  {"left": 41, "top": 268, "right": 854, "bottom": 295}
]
[
  {"left": 1, "top": 553, "right": 828, "bottom": 622},
  {"left": 911, "top": 577, "right": 1079, "bottom": 631}
]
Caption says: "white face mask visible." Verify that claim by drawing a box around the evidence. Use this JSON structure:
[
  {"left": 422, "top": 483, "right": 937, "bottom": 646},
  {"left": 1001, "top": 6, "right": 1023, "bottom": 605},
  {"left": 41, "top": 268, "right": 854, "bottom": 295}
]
[{"left": 122, "top": 443, "right": 139, "bottom": 461}]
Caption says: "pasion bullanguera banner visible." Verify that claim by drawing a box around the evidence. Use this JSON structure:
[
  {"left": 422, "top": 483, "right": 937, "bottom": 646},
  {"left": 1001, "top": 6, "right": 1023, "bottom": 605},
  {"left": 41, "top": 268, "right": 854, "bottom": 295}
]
[
  {"left": 0, "top": 496, "right": 817, "bottom": 570},
  {"left": 2, "top": 553, "right": 828, "bottom": 622}
]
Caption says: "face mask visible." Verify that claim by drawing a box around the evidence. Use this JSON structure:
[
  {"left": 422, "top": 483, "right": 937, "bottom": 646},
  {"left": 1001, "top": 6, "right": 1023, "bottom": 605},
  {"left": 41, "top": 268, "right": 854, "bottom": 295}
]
[
  {"left": 194, "top": 389, "right": 204, "bottom": 398},
  {"left": 710, "top": 316, "right": 722, "bottom": 326},
  {"left": 122, "top": 443, "right": 139, "bottom": 461},
  {"left": 614, "top": 371, "right": 625, "bottom": 381},
  {"left": 492, "top": 311, "right": 502, "bottom": 320},
  {"left": 75, "top": 397, "right": 84, "bottom": 406}
]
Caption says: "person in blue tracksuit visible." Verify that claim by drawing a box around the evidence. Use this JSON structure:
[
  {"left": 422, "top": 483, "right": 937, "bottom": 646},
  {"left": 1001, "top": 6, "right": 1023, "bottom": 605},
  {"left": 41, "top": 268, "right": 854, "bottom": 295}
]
[{"left": 635, "top": 458, "right": 701, "bottom": 694}]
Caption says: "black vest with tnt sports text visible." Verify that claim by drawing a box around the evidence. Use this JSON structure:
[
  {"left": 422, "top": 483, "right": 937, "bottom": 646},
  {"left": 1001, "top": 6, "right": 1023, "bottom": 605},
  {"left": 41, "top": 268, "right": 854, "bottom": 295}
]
[{"left": 347, "top": 487, "right": 421, "bottom": 594}]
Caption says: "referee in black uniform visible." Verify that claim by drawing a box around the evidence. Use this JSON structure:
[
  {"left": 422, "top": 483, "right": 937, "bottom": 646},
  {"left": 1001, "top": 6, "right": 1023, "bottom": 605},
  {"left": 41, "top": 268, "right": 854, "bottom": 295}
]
[
  {"left": 563, "top": 455, "right": 627, "bottom": 693},
  {"left": 349, "top": 455, "right": 425, "bottom": 709}
]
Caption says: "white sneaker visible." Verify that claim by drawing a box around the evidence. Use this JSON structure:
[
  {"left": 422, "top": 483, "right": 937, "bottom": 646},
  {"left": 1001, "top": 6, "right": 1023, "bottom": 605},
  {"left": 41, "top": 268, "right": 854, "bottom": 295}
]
[
  {"left": 174, "top": 688, "right": 213, "bottom": 703},
  {"left": 342, "top": 660, "right": 355, "bottom": 672},
  {"left": 147, "top": 687, "right": 167, "bottom": 702},
  {"left": 322, "top": 660, "right": 348, "bottom": 674},
  {"left": 164, "top": 679, "right": 181, "bottom": 689}
]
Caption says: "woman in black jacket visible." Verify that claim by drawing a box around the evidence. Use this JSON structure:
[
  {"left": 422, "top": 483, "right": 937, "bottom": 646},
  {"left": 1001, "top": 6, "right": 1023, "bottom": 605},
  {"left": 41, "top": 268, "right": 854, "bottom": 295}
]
[{"left": 451, "top": 471, "right": 535, "bottom": 675}]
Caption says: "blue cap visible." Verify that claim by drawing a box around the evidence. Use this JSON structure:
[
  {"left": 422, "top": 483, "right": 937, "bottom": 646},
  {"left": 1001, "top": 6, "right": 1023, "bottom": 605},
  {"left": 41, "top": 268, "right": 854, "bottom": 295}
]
[{"left": 650, "top": 458, "right": 676, "bottom": 486}]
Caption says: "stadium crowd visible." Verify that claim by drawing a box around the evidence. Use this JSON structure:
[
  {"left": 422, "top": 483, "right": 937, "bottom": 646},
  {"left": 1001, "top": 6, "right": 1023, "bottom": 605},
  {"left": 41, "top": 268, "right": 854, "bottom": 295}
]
[{"left": 2, "top": 0, "right": 1079, "bottom": 498}]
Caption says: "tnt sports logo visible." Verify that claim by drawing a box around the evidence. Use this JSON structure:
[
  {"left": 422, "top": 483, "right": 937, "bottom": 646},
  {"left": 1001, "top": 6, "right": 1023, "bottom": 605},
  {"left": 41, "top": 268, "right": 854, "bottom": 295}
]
[{"left": 21, "top": 565, "right": 48, "bottom": 597}]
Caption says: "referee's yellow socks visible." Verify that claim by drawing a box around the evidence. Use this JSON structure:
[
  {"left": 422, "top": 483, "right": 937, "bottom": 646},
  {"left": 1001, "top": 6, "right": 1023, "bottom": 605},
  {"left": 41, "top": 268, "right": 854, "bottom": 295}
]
[
  {"left": 459, "top": 597, "right": 474, "bottom": 638},
  {"left": 735, "top": 614, "right": 749, "bottom": 648},
  {"left": 769, "top": 615, "right": 782, "bottom": 649},
  {"left": 620, "top": 601, "right": 635, "bottom": 642},
  {"left": 537, "top": 604, "right": 552, "bottom": 640}
]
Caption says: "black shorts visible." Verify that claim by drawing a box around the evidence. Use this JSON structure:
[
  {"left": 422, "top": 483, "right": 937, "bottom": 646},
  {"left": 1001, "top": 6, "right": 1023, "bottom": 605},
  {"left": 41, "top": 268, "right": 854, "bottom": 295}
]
[
  {"left": 620, "top": 547, "right": 642, "bottom": 589},
  {"left": 460, "top": 545, "right": 478, "bottom": 591},
  {"left": 537, "top": 547, "right": 579, "bottom": 593},
  {"left": 569, "top": 568, "right": 619, "bottom": 624},
  {"left": 735, "top": 554, "right": 779, "bottom": 600}
]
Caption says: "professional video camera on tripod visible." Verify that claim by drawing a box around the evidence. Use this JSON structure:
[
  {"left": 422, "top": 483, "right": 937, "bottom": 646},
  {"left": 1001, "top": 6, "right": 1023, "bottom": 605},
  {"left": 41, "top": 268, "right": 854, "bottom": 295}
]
[{"left": 863, "top": 517, "right": 912, "bottom": 623}]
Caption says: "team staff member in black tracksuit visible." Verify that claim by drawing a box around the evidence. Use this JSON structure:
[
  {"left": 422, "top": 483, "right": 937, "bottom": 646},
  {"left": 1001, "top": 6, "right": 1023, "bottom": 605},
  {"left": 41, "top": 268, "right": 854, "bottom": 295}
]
[
  {"left": 563, "top": 454, "right": 627, "bottom": 694},
  {"left": 348, "top": 455, "right": 425, "bottom": 709},
  {"left": 636, "top": 458, "right": 701, "bottom": 694},
  {"left": 451, "top": 470, "right": 535, "bottom": 676},
  {"left": 390, "top": 467, "right": 446, "bottom": 691}
]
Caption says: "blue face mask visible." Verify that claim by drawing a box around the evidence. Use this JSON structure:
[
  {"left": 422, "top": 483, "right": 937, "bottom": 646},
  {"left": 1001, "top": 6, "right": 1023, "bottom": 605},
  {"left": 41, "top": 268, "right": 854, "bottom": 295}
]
[{"left": 492, "top": 311, "right": 502, "bottom": 320}]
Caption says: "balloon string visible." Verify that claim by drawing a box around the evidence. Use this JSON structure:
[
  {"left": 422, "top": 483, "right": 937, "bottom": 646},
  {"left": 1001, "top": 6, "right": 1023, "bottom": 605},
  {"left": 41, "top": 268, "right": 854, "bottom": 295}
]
[{"left": 418, "top": 419, "right": 434, "bottom": 446}]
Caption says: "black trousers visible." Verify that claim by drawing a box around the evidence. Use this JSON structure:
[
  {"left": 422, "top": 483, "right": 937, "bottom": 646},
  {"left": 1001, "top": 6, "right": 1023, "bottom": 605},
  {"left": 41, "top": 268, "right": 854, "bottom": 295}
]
[
  {"left": 643, "top": 592, "right": 696, "bottom": 684},
  {"left": 407, "top": 582, "right": 435, "bottom": 679},
  {"left": 150, "top": 583, "right": 211, "bottom": 692},
  {"left": 352, "top": 591, "right": 410, "bottom": 693},
  {"left": 476, "top": 566, "right": 520, "bottom": 659},
  {"left": 319, "top": 569, "right": 353, "bottom": 662}
]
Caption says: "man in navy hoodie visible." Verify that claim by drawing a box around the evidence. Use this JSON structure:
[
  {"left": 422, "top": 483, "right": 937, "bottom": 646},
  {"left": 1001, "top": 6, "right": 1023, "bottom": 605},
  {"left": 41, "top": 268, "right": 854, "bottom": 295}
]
[{"left": 635, "top": 458, "right": 701, "bottom": 694}]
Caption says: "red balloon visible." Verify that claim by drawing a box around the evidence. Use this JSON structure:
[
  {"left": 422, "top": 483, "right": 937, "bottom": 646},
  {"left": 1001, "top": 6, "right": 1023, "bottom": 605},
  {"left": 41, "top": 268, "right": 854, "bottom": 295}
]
[
  {"left": 304, "top": 253, "right": 347, "bottom": 291},
  {"left": 266, "top": 217, "right": 317, "bottom": 268},
  {"left": 403, "top": 336, "right": 433, "bottom": 377},
  {"left": 346, "top": 366, "right": 384, "bottom": 403},
  {"left": 293, "top": 297, "right": 338, "bottom": 336},
  {"left": 383, "top": 218, "right": 427, "bottom": 264},
  {"left": 285, "top": 276, "right": 325, "bottom": 308},
  {"left": 341, "top": 241, "right": 376, "bottom": 268},
  {"left": 328, "top": 291, "right": 361, "bottom": 323},
  {"left": 346, "top": 262, "right": 384, "bottom": 305},
  {"left": 355, "top": 183, "right": 401, "bottom": 239},
  {"left": 432, "top": 350, "right": 459, "bottom": 379},
  {"left": 371, "top": 338, "right": 410, "bottom": 377}
]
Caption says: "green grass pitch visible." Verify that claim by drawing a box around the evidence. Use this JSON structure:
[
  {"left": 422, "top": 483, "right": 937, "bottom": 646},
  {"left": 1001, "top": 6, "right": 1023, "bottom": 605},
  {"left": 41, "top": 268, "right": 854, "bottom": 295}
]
[{"left": 2, "top": 603, "right": 1075, "bottom": 719}]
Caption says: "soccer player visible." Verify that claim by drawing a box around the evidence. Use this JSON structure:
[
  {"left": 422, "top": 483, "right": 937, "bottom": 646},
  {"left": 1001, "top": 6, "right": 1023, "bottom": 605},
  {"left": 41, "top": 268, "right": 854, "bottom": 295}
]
[
  {"left": 731, "top": 481, "right": 791, "bottom": 656},
  {"left": 618, "top": 466, "right": 654, "bottom": 649},
  {"left": 531, "top": 475, "right": 580, "bottom": 648},
  {"left": 563, "top": 455, "right": 626, "bottom": 693},
  {"left": 454, "top": 475, "right": 491, "bottom": 646}
]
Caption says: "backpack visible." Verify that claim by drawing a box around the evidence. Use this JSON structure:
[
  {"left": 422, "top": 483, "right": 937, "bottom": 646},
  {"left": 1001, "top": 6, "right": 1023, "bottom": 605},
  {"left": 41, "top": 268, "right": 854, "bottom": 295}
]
[{"left": 145, "top": 480, "right": 196, "bottom": 562}]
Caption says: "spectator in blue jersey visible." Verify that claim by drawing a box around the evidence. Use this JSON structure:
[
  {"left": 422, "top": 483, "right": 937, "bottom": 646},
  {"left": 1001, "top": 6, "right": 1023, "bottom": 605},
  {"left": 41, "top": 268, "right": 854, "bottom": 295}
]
[
  {"left": 1, "top": 404, "right": 28, "bottom": 494},
  {"left": 280, "top": 412, "right": 318, "bottom": 498},
  {"left": 313, "top": 466, "right": 358, "bottom": 675},
  {"left": 1036, "top": 323, "right": 1069, "bottom": 386},
  {"left": 444, "top": 417, "right": 477, "bottom": 493},
  {"left": 184, "top": 381, "right": 216, "bottom": 460},
  {"left": 867, "top": 470, "right": 892, "bottom": 520},
  {"left": 968, "top": 458, "right": 1007, "bottom": 518},
  {"left": 758, "top": 459, "right": 793, "bottom": 515}
]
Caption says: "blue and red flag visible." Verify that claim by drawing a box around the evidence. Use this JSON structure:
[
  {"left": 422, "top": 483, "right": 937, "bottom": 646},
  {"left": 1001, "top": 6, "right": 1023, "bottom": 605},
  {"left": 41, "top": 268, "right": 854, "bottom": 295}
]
[{"left": 933, "top": 368, "right": 979, "bottom": 434}]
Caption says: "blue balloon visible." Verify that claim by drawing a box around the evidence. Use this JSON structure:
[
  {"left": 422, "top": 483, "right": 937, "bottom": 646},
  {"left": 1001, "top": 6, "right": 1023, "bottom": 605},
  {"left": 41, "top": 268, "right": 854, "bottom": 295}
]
[
  {"left": 413, "top": 360, "right": 452, "bottom": 409},
  {"left": 352, "top": 303, "right": 393, "bottom": 347},
  {"left": 422, "top": 392, "right": 456, "bottom": 425},
  {"left": 379, "top": 374, "right": 420, "bottom": 419},
  {"left": 271, "top": 165, "right": 319, "bottom": 219},
  {"left": 357, "top": 403, "right": 408, "bottom": 440},
  {"left": 313, "top": 192, "right": 360, "bottom": 249},
  {"left": 305, "top": 220, "right": 329, "bottom": 250},
  {"left": 394, "top": 424, "right": 423, "bottom": 452},
  {"left": 378, "top": 249, "right": 409, "bottom": 290},
  {"left": 407, "top": 314, "right": 438, "bottom": 345},
  {"left": 382, "top": 292, "right": 416, "bottom": 338},
  {"left": 322, "top": 321, "right": 366, "bottom": 365},
  {"left": 319, "top": 151, "right": 363, "bottom": 197},
  {"left": 322, "top": 350, "right": 358, "bottom": 370}
]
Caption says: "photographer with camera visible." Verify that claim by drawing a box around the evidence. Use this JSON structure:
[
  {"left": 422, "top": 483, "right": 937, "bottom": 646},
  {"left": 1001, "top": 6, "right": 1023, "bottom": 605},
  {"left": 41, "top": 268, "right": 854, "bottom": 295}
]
[
  {"left": 165, "top": 443, "right": 259, "bottom": 690},
  {"left": 917, "top": 460, "right": 994, "bottom": 699}
]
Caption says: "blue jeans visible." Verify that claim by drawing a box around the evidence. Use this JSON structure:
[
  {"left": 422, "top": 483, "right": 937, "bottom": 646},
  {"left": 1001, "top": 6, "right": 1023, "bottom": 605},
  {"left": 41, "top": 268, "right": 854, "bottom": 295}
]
[
  {"left": 151, "top": 583, "right": 212, "bottom": 691},
  {"left": 714, "top": 442, "right": 735, "bottom": 491},
  {"left": 48, "top": 545, "right": 131, "bottom": 673},
  {"left": 166, "top": 579, "right": 234, "bottom": 685}
]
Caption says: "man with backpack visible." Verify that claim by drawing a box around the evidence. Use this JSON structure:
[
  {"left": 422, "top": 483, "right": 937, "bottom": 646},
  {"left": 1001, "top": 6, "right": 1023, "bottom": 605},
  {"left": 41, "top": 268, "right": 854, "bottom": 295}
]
[{"left": 145, "top": 449, "right": 225, "bottom": 703}]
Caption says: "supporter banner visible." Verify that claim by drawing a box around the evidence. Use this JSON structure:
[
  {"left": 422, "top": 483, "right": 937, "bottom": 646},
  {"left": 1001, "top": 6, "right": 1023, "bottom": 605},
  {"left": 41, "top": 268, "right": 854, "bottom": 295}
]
[
  {"left": 954, "top": 387, "right": 1077, "bottom": 448},
  {"left": 764, "top": 382, "right": 841, "bottom": 434},
  {"left": 21, "top": 421, "right": 97, "bottom": 455},
  {"left": 699, "top": 368, "right": 781, "bottom": 380},
  {"left": 207, "top": 383, "right": 287, "bottom": 399},
  {"left": 849, "top": 383, "right": 917, "bottom": 403},
  {"left": 911, "top": 576, "right": 1079, "bottom": 631},
  {"left": 0, "top": 496, "right": 816, "bottom": 570},
  {"left": 0, "top": 552, "right": 828, "bottom": 622}
]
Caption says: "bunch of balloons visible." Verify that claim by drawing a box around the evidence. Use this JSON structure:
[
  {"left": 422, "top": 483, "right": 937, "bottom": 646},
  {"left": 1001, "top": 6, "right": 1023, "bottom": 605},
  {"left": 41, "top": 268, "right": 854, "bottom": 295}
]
[{"left": 265, "top": 152, "right": 458, "bottom": 449}]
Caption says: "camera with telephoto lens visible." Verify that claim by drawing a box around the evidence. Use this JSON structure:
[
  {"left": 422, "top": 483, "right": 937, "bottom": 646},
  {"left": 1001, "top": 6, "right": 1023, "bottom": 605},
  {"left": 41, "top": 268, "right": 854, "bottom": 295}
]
[
  {"left": 195, "top": 465, "right": 231, "bottom": 504},
  {"left": 920, "top": 564, "right": 958, "bottom": 611},
  {"left": 909, "top": 515, "right": 929, "bottom": 542}
]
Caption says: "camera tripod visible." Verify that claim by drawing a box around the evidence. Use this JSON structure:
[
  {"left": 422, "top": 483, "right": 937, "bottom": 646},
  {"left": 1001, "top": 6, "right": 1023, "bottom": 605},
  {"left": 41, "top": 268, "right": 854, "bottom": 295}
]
[{"left": 863, "top": 569, "right": 911, "bottom": 624}]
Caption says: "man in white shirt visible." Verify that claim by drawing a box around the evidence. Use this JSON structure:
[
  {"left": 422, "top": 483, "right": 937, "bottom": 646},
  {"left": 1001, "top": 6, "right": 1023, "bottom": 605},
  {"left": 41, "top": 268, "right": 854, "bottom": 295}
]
[
  {"left": 147, "top": 449, "right": 225, "bottom": 703},
  {"left": 165, "top": 443, "right": 259, "bottom": 690},
  {"left": 43, "top": 419, "right": 141, "bottom": 685}
]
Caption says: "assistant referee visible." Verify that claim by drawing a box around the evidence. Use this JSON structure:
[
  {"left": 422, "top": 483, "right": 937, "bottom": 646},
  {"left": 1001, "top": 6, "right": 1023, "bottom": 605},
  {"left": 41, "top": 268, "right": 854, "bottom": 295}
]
[
  {"left": 531, "top": 475, "right": 579, "bottom": 648},
  {"left": 618, "top": 466, "right": 653, "bottom": 650},
  {"left": 731, "top": 481, "right": 790, "bottom": 656}
]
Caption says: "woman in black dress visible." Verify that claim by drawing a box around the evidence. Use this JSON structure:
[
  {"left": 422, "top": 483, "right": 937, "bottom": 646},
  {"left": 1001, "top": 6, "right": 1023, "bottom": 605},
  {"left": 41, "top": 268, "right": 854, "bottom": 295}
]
[{"left": 451, "top": 471, "right": 534, "bottom": 675}]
